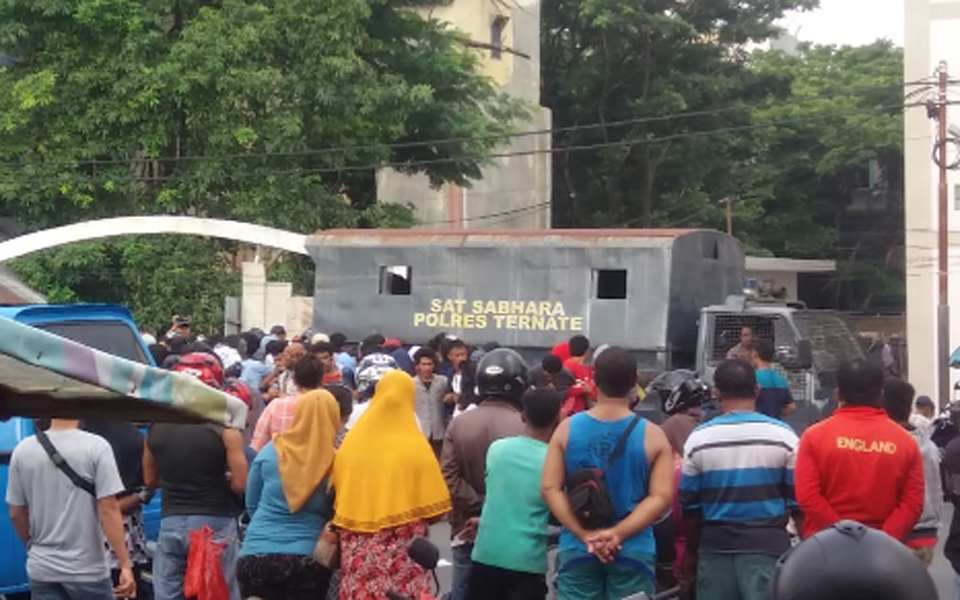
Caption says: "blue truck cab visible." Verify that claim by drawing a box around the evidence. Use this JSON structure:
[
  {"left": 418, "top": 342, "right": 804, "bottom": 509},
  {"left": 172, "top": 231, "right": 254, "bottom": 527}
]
[{"left": 0, "top": 304, "right": 157, "bottom": 596}]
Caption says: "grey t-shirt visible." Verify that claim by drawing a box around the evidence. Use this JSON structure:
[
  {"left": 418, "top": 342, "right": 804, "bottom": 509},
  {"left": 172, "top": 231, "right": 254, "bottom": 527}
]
[{"left": 5, "top": 429, "right": 124, "bottom": 582}]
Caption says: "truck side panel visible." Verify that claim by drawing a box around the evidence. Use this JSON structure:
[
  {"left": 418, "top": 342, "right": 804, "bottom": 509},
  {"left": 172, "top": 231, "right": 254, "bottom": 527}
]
[{"left": 308, "top": 231, "right": 744, "bottom": 356}]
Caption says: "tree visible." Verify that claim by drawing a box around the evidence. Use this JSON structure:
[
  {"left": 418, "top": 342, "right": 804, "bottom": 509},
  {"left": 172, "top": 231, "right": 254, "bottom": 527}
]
[
  {"left": 738, "top": 42, "right": 905, "bottom": 310},
  {"left": 11, "top": 236, "right": 239, "bottom": 334},
  {"left": 542, "top": 0, "right": 816, "bottom": 229},
  {"left": 0, "top": 0, "right": 521, "bottom": 325}
]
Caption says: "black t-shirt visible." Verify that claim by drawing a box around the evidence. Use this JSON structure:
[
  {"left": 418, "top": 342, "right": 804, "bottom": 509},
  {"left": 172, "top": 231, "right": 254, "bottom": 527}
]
[
  {"left": 529, "top": 365, "right": 575, "bottom": 396},
  {"left": 147, "top": 423, "right": 236, "bottom": 518},
  {"left": 81, "top": 420, "right": 144, "bottom": 495}
]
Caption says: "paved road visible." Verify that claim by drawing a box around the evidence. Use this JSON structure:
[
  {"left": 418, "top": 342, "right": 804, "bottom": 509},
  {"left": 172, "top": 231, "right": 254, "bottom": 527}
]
[
  {"left": 429, "top": 507, "right": 960, "bottom": 600},
  {"left": 934, "top": 503, "right": 956, "bottom": 600}
]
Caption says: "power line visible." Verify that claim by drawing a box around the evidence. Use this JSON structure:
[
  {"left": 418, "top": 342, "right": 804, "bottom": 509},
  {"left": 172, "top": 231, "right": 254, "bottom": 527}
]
[
  {"left": 0, "top": 81, "right": 934, "bottom": 171},
  {"left": 0, "top": 102, "right": 918, "bottom": 187}
]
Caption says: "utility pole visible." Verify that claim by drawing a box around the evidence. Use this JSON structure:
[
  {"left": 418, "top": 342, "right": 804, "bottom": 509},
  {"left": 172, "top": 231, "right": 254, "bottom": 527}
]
[
  {"left": 725, "top": 198, "right": 733, "bottom": 236},
  {"left": 937, "top": 61, "right": 951, "bottom": 409}
]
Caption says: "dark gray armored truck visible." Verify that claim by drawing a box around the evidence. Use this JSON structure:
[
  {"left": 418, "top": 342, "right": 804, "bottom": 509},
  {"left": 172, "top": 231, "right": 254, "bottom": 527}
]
[
  {"left": 307, "top": 228, "right": 865, "bottom": 431},
  {"left": 307, "top": 228, "right": 744, "bottom": 372}
]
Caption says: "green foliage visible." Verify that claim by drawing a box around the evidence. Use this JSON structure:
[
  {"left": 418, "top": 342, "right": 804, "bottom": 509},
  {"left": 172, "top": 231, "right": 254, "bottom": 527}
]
[
  {"left": 738, "top": 41, "right": 904, "bottom": 259},
  {"left": 543, "top": 0, "right": 816, "bottom": 229},
  {"left": 543, "top": 1, "right": 905, "bottom": 309},
  {"left": 10, "top": 236, "right": 239, "bottom": 334},
  {"left": 0, "top": 0, "right": 520, "bottom": 324}
]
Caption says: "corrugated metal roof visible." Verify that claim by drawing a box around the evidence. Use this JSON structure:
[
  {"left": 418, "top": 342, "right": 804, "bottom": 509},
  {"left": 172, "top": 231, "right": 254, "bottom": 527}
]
[{"left": 310, "top": 228, "right": 708, "bottom": 248}]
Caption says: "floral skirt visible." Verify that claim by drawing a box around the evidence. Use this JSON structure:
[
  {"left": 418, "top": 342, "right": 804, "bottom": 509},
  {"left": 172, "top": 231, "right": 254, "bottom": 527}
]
[{"left": 339, "top": 520, "right": 431, "bottom": 600}]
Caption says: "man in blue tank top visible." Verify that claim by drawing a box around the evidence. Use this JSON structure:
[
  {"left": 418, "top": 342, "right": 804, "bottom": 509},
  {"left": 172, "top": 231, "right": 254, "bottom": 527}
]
[{"left": 542, "top": 347, "right": 674, "bottom": 599}]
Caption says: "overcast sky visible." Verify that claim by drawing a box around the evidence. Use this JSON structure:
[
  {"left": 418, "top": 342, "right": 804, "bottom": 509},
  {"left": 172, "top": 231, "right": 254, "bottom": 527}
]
[{"left": 780, "top": 0, "right": 904, "bottom": 46}]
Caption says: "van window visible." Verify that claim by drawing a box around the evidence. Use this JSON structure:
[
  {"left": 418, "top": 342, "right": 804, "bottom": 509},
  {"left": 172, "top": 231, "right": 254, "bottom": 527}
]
[{"left": 35, "top": 321, "right": 149, "bottom": 364}]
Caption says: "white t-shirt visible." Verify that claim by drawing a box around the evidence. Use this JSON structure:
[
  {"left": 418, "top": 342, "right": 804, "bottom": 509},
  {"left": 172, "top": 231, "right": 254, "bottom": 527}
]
[{"left": 6, "top": 429, "right": 124, "bottom": 582}]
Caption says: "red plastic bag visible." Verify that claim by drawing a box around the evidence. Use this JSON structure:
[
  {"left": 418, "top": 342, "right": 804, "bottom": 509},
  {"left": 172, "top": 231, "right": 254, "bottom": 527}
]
[{"left": 184, "top": 526, "right": 229, "bottom": 600}]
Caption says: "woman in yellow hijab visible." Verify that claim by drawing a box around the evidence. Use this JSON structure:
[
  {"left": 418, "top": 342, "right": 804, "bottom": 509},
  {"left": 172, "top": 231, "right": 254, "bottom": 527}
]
[
  {"left": 332, "top": 369, "right": 451, "bottom": 599},
  {"left": 238, "top": 389, "right": 340, "bottom": 599}
]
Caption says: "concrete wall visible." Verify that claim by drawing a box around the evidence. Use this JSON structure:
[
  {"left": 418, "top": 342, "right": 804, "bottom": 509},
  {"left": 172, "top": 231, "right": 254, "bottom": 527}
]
[
  {"left": 238, "top": 262, "right": 312, "bottom": 335},
  {"left": 904, "top": 0, "right": 960, "bottom": 400},
  {"left": 377, "top": 0, "right": 552, "bottom": 230}
]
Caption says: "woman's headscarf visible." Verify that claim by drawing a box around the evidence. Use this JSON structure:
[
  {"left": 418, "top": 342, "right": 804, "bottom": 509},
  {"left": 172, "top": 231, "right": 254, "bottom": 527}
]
[
  {"left": 274, "top": 389, "right": 340, "bottom": 512},
  {"left": 551, "top": 341, "right": 571, "bottom": 362},
  {"left": 332, "top": 370, "right": 451, "bottom": 533}
]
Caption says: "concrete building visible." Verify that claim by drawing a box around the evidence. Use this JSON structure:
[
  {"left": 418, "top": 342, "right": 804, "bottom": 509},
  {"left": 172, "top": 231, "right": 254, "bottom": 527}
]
[
  {"left": 376, "top": 0, "right": 552, "bottom": 229},
  {"left": 904, "top": 0, "right": 960, "bottom": 399}
]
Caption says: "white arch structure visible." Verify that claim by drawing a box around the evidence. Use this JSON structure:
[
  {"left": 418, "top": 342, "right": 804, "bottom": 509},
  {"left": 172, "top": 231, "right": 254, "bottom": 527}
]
[{"left": 0, "top": 216, "right": 310, "bottom": 263}]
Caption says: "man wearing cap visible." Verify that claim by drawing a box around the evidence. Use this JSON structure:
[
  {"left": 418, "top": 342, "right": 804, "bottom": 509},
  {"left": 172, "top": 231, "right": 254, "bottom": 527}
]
[{"left": 164, "top": 316, "right": 191, "bottom": 346}]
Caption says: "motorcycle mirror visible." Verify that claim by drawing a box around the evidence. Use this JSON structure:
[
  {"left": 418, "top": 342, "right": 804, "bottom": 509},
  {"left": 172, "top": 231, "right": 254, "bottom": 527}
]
[{"left": 407, "top": 537, "right": 440, "bottom": 570}]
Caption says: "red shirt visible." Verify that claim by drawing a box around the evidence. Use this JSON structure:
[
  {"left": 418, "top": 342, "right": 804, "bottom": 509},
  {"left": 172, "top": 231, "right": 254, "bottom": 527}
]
[
  {"left": 563, "top": 358, "right": 592, "bottom": 382},
  {"left": 795, "top": 406, "right": 924, "bottom": 541},
  {"left": 561, "top": 359, "right": 595, "bottom": 418},
  {"left": 322, "top": 371, "right": 342, "bottom": 386}
]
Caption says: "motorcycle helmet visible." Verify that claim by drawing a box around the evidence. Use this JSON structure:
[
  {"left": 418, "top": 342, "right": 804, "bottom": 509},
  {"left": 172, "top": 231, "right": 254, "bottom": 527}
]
[
  {"left": 355, "top": 352, "right": 399, "bottom": 400},
  {"left": 172, "top": 352, "right": 225, "bottom": 389},
  {"left": 223, "top": 380, "right": 253, "bottom": 412},
  {"left": 646, "top": 369, "right": 709, "bottom": 417},
  {"left": 476, "top": 348, "right": 528, "bottom": 404},
  {"left": 769, "top": 520, "right": 937, "bottom": 600}
]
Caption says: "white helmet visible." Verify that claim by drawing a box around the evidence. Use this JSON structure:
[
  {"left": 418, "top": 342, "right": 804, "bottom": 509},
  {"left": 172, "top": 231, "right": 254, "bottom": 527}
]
[{"left": 355, "top": 353, "right": 399, "bottom": 400}]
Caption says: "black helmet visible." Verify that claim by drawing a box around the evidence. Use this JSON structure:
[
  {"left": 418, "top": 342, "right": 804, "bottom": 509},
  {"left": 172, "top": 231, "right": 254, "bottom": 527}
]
[
  {"left": 646, "top": 370, "right": 709, "bottom": 417},
  {"left": 476, "top": 348, "right": 528, "bottom": 403},
  {"left": 769, "top": 520, "right": 937, "bottom": 600}
]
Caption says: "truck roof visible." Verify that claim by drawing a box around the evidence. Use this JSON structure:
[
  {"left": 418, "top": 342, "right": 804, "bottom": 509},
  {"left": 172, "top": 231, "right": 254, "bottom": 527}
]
[
  {"left": 310, "top": 228, "right": 704, "bottom": 248},
  {"left": 0, "top": 303, "right": 138, "bottom": 326}
]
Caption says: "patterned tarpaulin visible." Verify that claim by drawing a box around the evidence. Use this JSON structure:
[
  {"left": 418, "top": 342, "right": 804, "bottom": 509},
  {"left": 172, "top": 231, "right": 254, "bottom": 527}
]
[{"left": 0, "top": 316, "right": 247, "bottom": 427}]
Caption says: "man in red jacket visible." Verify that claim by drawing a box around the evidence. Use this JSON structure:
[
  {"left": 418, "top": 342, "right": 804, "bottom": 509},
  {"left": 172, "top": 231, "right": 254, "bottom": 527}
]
[{"left": 795, "top": 360, "right": 924, "bottom": 541}]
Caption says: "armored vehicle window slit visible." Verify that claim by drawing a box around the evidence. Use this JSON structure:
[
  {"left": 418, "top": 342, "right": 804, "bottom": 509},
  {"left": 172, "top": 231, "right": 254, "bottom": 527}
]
[
  {"left": 379, "top": 266, "right": 412, "bottom": 296},
  {"left": 594, "top": 269, "right": 628, "bottom": 299}
]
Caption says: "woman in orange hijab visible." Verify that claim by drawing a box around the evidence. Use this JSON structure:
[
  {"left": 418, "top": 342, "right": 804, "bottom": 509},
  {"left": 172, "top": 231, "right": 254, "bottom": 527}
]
[
  {"left": 238, "top": 390, "right": 340, "bottom": 599},
  {"left": 332, "top": 370, "right": 451, "bottom": 599}
]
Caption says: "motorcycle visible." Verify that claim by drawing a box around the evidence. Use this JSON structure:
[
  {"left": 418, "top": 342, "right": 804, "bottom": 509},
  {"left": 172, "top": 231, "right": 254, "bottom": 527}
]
[
  {"left": 387, "top": 537, "right": 680, "bottom": 600},
  {"left": 386, "top": 538, "right": 441, "bottom": 600}
]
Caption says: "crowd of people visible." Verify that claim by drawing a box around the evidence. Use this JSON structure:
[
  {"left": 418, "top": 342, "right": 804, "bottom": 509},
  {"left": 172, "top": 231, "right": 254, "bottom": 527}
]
[{"left": 4, "top": 318, "right": 959, "bottom": 600}]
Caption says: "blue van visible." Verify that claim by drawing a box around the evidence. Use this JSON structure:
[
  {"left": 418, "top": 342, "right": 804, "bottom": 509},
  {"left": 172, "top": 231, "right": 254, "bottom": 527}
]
[{"left": 0, "top": 304, "right": 158, "bottom": 596}]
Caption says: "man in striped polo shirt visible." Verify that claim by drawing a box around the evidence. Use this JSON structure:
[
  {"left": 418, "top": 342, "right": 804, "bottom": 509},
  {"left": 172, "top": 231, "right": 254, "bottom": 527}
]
[{"left": 678, "top": 359, "right": 800, "bottom": 600}]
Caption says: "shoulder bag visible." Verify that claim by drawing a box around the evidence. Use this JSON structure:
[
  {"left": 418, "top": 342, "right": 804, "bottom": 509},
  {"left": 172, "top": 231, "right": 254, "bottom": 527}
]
[{"left": 565, "top": 414, "right": 642, "bottom": 530}]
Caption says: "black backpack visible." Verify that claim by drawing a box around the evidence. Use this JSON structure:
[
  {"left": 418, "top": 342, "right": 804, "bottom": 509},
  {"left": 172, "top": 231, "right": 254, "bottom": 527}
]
[{"left": 565, "top": 414, "right": 642, "bottom": 530}]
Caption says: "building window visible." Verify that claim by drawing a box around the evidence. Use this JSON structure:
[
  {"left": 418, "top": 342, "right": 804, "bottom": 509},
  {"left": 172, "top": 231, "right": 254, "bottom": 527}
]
[
  {"left": 594, "top": 269, "right": 628, "bottom": 299},
  {"left": 379, "top": 266, "right": 412, "bottom": 296},
  {"left": 490, "top": 16, "right": 508, "bottom": 60}
]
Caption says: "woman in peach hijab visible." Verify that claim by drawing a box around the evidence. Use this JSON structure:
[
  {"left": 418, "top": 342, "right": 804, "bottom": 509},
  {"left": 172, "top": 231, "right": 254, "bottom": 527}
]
[
  {"left": 332, "top": 370, "right": 451, "bottom": 599},
  {"left": 238, "top": 390, "right": 340, "bottom": 599}
]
